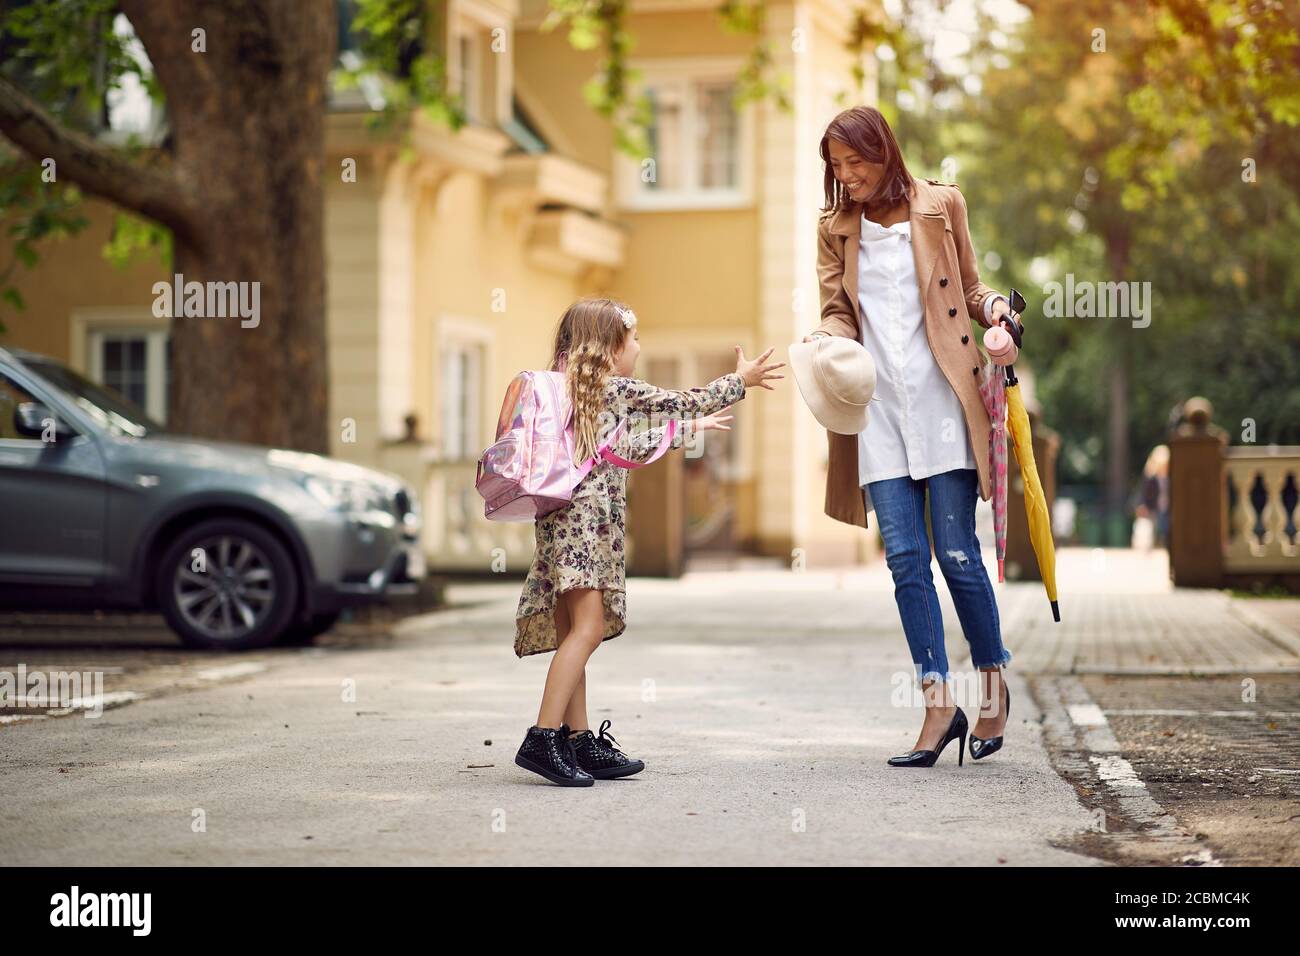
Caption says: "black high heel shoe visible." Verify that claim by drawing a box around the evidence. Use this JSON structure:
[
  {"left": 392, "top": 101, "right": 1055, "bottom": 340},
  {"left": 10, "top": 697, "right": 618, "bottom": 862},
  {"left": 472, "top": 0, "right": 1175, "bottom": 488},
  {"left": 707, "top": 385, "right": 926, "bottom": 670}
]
[
  {"left": 969, "top": 684, "right": 1011, "bottom": 761},
  {"left": 887, "top": 707, "right": 968, "bottom": 768}
]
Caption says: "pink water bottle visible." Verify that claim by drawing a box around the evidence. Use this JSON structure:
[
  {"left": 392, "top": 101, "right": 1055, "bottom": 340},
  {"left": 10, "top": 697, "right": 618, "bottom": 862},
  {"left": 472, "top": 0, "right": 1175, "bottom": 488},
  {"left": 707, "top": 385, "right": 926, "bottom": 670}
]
[{"left": 983, "top": 324, "right": 1019, "bottom": 366}]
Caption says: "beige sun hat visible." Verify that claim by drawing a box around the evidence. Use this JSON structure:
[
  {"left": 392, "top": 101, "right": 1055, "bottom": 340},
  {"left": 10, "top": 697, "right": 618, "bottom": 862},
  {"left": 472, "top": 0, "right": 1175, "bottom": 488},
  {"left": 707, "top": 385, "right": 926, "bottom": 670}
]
[{"left": 789, "top": 336, "right": 877, "bottom": 435}]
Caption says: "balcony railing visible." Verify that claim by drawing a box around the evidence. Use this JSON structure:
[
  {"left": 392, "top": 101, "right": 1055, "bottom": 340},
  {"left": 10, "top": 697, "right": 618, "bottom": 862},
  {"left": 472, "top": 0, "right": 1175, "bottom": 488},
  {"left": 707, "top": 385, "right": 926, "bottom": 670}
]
[
  {"left": 1224, "top": 446, "right": 1300, "bottom": 572},
  {"left": 1168, "top": 397, "right": 1299, "bottom": 589}
]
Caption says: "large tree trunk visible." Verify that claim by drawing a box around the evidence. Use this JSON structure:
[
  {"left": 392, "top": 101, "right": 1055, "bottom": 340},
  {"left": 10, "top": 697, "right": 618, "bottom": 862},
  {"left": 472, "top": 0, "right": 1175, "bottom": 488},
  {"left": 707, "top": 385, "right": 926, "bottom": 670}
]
[
  {"left": 0, "top": 1, "right": 336, "bottom": 453},
  {"left": 125, "top": 0, "right": 335, "bottom": 452}
]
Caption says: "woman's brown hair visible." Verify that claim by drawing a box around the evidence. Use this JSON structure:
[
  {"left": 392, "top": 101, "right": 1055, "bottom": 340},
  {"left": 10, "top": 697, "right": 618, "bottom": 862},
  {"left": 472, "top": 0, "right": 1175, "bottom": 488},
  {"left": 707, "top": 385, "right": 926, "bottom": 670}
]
[
  {"left": 819, "top": 106, "right": 916, "bottom": 212},
  {"left": 548, "top": 297, "right": 633, "bottom": 463}
]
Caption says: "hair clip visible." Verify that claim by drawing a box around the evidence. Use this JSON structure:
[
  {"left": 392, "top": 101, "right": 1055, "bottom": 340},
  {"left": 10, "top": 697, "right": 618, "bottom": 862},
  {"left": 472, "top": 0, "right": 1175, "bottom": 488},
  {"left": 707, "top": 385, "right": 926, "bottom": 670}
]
[{"left": 618, "top": 307, "right": 637, "bottom": 329}]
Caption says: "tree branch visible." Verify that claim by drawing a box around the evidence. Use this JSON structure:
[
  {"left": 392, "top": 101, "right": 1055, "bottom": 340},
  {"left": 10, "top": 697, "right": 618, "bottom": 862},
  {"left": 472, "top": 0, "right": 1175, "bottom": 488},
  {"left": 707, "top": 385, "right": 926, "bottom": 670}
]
[{"left": 0, "top": 72, "right": 200, "bottom": 248}]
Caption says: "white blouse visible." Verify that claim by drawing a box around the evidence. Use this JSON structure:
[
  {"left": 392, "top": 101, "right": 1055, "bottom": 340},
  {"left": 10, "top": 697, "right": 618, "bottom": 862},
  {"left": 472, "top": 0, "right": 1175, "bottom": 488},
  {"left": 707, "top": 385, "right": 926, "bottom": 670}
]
[{"left": 855, "top": 213, "right": 987, "bottom": 512}]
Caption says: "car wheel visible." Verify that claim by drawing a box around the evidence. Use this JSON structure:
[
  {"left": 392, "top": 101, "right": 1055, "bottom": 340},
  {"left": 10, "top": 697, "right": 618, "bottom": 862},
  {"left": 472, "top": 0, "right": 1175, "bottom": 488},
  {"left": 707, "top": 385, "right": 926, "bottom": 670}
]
[
  {"left": 278, "top": 611, "right": 341, "bottom": 646},
  {"left": 156, "top": 517, "right": 299, "bottom": 651}
]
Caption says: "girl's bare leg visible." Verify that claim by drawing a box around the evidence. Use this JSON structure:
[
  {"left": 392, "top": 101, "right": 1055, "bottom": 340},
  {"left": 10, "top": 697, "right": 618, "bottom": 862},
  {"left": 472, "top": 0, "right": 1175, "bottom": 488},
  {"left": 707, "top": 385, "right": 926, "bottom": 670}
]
[
  {"left": 536, "top": 588, "right": 604, "bottom": 729},
  {"left": 550, "top": 592, "right": 589, "bottom": 732}
]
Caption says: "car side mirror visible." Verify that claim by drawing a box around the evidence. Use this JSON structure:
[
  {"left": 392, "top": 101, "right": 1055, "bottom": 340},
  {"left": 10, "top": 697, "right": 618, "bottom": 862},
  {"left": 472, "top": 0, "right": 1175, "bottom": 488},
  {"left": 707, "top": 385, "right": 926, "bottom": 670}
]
[{"left": 14, "top": 401, "right": 77, "bottom": 440}]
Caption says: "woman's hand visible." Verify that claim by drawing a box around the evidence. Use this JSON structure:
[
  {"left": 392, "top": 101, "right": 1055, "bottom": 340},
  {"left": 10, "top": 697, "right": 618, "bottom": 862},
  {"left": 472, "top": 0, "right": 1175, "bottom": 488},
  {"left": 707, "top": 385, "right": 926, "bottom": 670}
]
[
  {"left": 736, "top": 346, "right": 785, "bottom": 390},
  {"left": 989, "top": 298, "right": 1022, "bottom": 331},
  {"left": 801, "top": 331, "right": 832, "bottom": 344},
  {"left": 689, "top": 409, "right": 735, "bottom": 436}
]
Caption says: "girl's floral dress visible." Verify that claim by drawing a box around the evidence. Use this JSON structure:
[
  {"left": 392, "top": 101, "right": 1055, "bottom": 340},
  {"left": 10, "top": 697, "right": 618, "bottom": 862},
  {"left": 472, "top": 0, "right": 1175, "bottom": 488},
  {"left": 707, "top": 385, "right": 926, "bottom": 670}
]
[{"left": 514, "top": 371, "right": 747, "bottom": 657}]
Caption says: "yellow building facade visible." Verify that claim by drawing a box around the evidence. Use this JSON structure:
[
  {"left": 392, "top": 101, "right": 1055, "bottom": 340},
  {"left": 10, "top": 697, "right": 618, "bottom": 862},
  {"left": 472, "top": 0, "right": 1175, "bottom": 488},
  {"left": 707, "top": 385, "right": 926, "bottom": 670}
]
[{"left": 0, "top": 0, "right": 880, "bottom": 572}]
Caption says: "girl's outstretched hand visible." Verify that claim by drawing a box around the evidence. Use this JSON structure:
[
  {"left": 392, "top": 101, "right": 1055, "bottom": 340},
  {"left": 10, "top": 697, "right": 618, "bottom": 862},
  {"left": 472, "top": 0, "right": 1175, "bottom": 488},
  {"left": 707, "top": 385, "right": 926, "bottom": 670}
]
[
  {"left": 736, "top": 346, "right": 785, "bottom": 390},
  {"left": 690, "top": 409, "right": 735, "bottom": 436}
]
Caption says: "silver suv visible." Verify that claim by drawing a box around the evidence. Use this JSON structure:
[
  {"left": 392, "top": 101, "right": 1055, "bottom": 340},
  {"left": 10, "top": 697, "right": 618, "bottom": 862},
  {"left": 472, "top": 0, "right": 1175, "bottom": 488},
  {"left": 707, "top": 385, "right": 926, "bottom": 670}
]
[{"left": 0, "top": 347, "right": 424, "bottom": 649}]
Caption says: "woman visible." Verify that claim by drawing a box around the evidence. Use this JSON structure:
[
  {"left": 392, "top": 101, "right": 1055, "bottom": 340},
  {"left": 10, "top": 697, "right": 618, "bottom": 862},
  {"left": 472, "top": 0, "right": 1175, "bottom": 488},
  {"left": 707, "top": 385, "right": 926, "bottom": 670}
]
[{"left": 803, "top": 106, "right": 1017, "bottom": 767}]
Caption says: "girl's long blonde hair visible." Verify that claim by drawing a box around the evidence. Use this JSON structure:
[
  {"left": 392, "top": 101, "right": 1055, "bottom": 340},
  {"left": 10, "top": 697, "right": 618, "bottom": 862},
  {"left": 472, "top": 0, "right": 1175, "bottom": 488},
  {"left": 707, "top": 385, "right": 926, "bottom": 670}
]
[{"left": 549, "top": 297, "right": 632, "bottom": 463}]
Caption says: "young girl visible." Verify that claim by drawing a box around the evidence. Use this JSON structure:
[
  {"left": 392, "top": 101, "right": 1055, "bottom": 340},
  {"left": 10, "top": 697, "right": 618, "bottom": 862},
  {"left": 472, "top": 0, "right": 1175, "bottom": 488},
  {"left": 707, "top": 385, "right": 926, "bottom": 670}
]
[{"left": 513, "top": 297, "right": 784, "bottom": 786}]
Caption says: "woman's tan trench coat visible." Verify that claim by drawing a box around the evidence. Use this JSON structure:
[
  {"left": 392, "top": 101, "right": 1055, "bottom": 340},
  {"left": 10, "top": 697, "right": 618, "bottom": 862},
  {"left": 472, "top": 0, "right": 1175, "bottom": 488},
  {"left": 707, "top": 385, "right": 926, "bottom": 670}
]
[{"left": 812, "top": 176, "right": 1004, "bottom": 529}]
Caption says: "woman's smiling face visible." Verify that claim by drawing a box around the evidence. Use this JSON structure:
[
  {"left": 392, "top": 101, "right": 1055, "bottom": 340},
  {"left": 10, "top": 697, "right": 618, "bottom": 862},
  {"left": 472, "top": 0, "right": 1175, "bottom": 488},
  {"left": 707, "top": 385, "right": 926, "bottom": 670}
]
[{"left": 827, "top": 137, "right": 884, "bottom": 203}]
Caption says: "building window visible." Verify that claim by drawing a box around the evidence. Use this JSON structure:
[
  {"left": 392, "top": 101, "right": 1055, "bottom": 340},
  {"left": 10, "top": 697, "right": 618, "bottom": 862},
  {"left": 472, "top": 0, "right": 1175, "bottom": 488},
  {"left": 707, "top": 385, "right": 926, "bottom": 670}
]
[
  {"left": 446, "top": 1, "right": 509, "bottom": 127},
  {"left": 440, "top": 342, "right": 484, "bottom": 461},
  {"left": 456, "top": 30, "right": 483, "bottom": 123},
  {"left": 102, "top": 15, "right": 162, "bottom": 144},
  {"left": 694, "top": 81, "right": 739, "bottom": 190},
  {"left": 337, "top": 0, "right": 360, "bottom": 56},
  {"left": 619, "top": 64, "right": 751, "bottom": 210},
  {"left": 88, "top": 329, "right": 169, "bottom": 423},
  {"left": 645, "top": 85, "right": 684, "bottom": 192}
]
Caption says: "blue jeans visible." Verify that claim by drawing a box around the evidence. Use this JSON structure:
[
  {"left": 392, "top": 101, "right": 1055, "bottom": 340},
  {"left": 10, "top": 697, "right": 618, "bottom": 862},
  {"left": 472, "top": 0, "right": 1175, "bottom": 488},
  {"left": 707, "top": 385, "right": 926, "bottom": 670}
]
[{"left": 865, "top": 468, "right": 1011, "bottom": 684}]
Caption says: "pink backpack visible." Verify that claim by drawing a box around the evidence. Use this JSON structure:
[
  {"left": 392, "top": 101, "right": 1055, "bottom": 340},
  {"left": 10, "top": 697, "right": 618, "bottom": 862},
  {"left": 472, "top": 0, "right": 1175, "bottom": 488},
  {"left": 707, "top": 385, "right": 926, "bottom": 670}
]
[{"left": 475, "top": 370, "right": 678, "bottom": 521}]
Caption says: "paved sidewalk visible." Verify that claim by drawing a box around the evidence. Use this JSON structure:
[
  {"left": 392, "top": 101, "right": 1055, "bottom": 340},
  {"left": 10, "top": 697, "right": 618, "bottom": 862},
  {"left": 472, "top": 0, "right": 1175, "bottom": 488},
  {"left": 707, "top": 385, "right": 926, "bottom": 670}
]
[
  {"left": 1011, "top": 548, "right": 1300, "bottom": 865},
  {"left": 980, "top": 548, "right": 1300, "bottom": 675}
]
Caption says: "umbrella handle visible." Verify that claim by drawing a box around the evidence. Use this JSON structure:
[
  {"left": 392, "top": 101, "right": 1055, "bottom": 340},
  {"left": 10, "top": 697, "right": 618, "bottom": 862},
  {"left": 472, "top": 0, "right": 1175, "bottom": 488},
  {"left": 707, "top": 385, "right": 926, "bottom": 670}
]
[
  {"left": 998, "top": 287, "right": 1027, "bottom": 387},
  {"left": 1000, "top": 287, "right": 1027, "bottom": 347}
]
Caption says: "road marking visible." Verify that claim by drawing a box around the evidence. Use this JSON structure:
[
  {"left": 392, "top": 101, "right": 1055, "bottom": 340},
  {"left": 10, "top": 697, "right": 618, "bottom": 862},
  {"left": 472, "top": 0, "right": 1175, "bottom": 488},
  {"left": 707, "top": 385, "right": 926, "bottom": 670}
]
[
  {"left": 1, "top": 690, "right": 144, "bottom": 723},
  {"left": 1039, "top": 675, "right": 1222, "bottom": 865},
  {"left": 196, "top": 662, "right": 267, "bottom": 681},
  {"left": 1089, "top": 754, "right": 1150, "bottom": 789},
  {"left": 46, "top": 691, "right": 144, "bottom": 714},
  {"left": 1067, "top": 704, "right": 1107, "bottom": 726}
]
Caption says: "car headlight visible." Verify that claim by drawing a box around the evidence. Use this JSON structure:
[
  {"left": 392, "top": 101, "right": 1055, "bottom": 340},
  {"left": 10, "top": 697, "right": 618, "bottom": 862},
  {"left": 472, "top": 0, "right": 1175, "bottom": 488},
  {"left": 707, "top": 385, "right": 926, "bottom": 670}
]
[{"left": 303, "top": 475, "right": 380, "bottom": 513}]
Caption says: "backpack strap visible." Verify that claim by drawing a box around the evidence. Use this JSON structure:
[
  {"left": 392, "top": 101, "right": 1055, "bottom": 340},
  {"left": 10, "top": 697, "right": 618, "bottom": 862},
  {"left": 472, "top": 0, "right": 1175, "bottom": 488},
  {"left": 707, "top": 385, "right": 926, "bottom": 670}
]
[
  {"left": 573, "top": 419, "right": 680, "bottom": 480},
  {"left": 601, "top": 419, "right": 679, "bottom": 468}
]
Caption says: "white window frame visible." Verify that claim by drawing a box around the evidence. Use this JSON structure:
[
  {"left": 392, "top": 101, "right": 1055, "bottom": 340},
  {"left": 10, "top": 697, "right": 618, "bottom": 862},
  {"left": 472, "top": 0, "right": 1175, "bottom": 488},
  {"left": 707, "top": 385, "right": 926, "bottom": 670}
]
[
  {"left": 615, "top": 57, "right": 754, "bottom": 212},
  {"left": 455, "top": 30, "right": 483, "bottom": 124},
  {"left": 447, "top": 0, "right": 511, "bottom": 127},
  {"left": 637, "top": 342, "right": 749, "bottom": 483},
  {"left": 437, "top": 316, "right": 494, "bottom": 462},
  {"left": 71, "top": 308, "right": 170, "bottom": 423}
]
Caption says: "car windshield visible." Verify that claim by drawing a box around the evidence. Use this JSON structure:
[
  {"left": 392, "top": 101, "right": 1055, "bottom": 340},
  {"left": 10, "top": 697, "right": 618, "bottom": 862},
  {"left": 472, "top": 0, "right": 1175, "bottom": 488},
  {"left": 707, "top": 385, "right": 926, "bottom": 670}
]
[{"left": 20, "top": 357, "right": 165, "bottom": 438}]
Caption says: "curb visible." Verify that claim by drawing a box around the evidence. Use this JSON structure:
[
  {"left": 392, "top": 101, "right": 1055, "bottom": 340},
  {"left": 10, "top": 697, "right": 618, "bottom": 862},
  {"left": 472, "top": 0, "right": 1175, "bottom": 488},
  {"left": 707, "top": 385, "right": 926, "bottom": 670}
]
[
  {"left": 1226, "top": 597, "right": 1300, "bottom": 659},
  {"left": 1030, "top": 674, "right": 1220, "bottom": 866}
]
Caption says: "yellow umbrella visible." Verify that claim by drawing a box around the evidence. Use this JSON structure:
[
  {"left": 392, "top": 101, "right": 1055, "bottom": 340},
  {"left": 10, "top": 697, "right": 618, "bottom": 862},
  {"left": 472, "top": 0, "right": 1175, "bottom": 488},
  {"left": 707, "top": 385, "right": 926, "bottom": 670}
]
[
  {"left": 999, "top": 289, "right": 1060, "bottom": 622},
  {"left": 1006, "top": 386, "right": 1060, "bottom": 621}
]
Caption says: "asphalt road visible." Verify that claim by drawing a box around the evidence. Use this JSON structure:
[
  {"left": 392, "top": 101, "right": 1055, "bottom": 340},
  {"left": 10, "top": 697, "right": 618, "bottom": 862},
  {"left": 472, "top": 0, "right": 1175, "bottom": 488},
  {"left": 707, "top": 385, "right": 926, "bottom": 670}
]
[{"left": 0, "top": 571, "right": 1100, "bottom": 866}]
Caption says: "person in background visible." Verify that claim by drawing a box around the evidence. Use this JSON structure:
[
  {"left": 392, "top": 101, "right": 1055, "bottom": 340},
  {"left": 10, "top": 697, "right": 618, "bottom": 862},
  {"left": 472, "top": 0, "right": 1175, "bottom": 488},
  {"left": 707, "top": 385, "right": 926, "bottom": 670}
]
[{"left": 1134, "top": 444, "right": 1171, "bottom": 551}]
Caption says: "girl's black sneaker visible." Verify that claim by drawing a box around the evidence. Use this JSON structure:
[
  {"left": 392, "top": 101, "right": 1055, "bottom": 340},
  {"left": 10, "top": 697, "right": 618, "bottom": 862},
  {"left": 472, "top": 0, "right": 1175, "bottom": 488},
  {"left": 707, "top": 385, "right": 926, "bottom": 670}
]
[
  {"left": 570, "top": 720, "right": 645, "bottom": 779},
  {"left": 514, "top": 726, "right": 594, "bottom": 787}
]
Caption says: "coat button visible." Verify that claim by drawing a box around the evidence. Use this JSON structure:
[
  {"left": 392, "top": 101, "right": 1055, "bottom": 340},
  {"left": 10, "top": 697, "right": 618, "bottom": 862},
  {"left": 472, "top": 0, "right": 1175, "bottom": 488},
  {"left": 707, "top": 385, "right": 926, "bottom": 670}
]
[
  {"left": 949, "top": 307, "right": 958, "bottom": 316},
  {"left": 939, "top": 277, "right": 949, "bottom": 287},
  {"left": 961, "top": 334, "right": 969, "bottom": 344}
]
